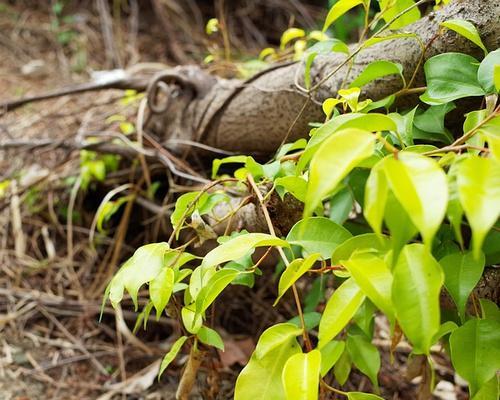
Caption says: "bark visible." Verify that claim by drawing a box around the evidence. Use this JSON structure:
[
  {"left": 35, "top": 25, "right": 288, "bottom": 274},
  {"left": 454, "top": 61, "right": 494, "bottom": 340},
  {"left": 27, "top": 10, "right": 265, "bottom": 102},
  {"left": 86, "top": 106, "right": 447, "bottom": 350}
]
[{"left": 148, "top": 0, "right": 499, "bottom": 154}]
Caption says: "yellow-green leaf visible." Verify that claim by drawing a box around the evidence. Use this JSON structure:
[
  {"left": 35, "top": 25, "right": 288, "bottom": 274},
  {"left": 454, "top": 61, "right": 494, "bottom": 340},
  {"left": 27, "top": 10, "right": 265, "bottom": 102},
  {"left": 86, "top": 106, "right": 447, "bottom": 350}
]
[
  {"left": 364, "top": 160, "right": 389, "bottom": 236},
  {"left": 197, "top": 326, "right": 225, "bottom": 350},
  {"left": 195, "top": 268, "right": 240, "bottom": 314},
  {"left": 275, "top": 254, "right": 321, "bottom": 306},
  {"left": 318, "top": 278, "right": 366, "bottom": 348},
  {"left": 343, "top": 253, "right": 394, "bottom": 321},
  {"left": 323, "top": 0, "right": 364, "bottom": 32},
  {"left": 383, "top": 152, "right": 448, "bottom": 247},
  {"left": 349, "top": 60, "right": 405, "bottom": 89},
  {"left": 305, "top": 128, "right": 375, "bottom": 216},
  {"left": 379, "top": 0, "right": 421, "bottom": 30},
  {"left": 150, "top": 267, "right": 175, "bottom": 320},
  {"left": 282, "top": 350, "right": 321, "bottom": 400},
  {"left": 201, "top": 233, "right": 288, "bottom": 269},
  {"left": 255, "top": 323, "right": 303, "bottom": 360},
  {"left": 441, "top": 19, "right": 487, "bottom": 55},
  {"left": 457, "top": 156, "right": 500, "bottom": 257},
  {"left": 159, "top": 336, "right": 188, "bottom": 379},
  {"left": 280, "top": 28, "right": 306, "bottom": 49},
  {"left": 320, "top": 340, "right": 345, "bottom": 377},
  {"left": 392, "top": 244, "right": 444, "bottom": 354}
]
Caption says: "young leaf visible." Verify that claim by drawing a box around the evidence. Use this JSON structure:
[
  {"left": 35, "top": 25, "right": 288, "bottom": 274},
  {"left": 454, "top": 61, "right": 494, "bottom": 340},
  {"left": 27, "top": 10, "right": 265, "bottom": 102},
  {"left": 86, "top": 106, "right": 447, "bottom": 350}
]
[
  {"left": 478, "top": 49, "right": 500, "bottom": 93},
  {"left": 392, "top": 244, "right": 444, "bottom": 354},
  {"left": 108, "top": 242, "right": 171, "bottom": 309},
  {"left": 378, "top": 0, "right": 421, "bottom": 30},
  {"left": 287, "top": 217, "right": 352, "bottom": 259},
  {"left": 440, "top": 252, "right": 485, "bottom": 321},
  {"left": 282, "top": 350, "right": 321, "bottom": 400},
  {"left": 305, "top": 128, "right": 375, "bottom": 215},
  {"left": 457, "top": 156, "right": 500, "bottom": 257},
  {"left": 449, "top": 318, "right": 500, "bottom": 396},
  {"left": 441, "top": 19, "right": 488, "bottom": 55},
  {"left": 197, "top": 326, "right": 224, "bottom": 350},
  {"left": 318, "top": 278, "right": 366, "bottom": 348},
  {"left": 181, "top": 305, "right": 202, "bottom": 334},
  {"left": 150, "top": 267, "right": 175, "bottom": 320},
  {"left": 275, "top": 253, "right": 321, "bottom": 305},
  {"left": 280, "top": 28, "right": 305, "bottom": 49},
  {"left": 420, "top": 53, "right": 485, "bottom": 105},
  {"left": 235, "top": 333, "right": 301, "bottom": 400},
  {"left": 159, "top": 336, "right": 188, "bottom": 379},
  {"left": 343, "top": 253, "right": 394, "bottom": 321},
  {"left": 471, "top": 376, "right": 499, "bottom": 400},
  {"left": 320, "top": 340, "right": 345, "bottom": 377},
  {"left": 332, "top": 234, "right": 392, "bottom": 265},
  {"left": 349, "top": 60, "right": 405, "bottom": 89},
  {"left": 383, "top": 152, "right": 448, "bottom": 247},
  {"left": 346, "top": 334, "right": 380, "bottom": 390},
  {"left": 195, "top": 268, "right": 240, "bottom": 314},
  {"left": 255, "top": 323, "right": 303, "bottom": 359},
  {"left": 323, "top": 0, "right": 364, "bottom": 32},
  {"left": 201, "top": 233, "right": 288, "bottom": 269}
]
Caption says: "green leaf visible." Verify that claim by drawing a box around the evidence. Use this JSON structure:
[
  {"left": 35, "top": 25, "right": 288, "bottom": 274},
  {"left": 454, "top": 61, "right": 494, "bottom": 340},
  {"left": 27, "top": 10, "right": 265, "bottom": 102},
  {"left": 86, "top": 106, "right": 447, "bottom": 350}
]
[
  {"left": 275, "top": 176, "right": 308, "bottom": 202},
  {"left": 421, "top": 53, "right": 485, "bottom": 105},
  {"left": 440, "top": 252, "right": 485, "bottom": 321},
  {"left": 347, "top": 334, "right": 380, "bottom": 389},
  {"left": 347, "top": 393, "right": 384, "bottom": 400},
  {"left": 478, "top": 49, "right": 500, "bottom": 93},
  {"left": 212, "top": 155, "right": 247, "bottom": 178},
  {"left": 330, "top": 187, "right": 354, "bottom": 224},
  {"left": 364, "top": 161, "right": 389, "bottom": 236},
  {"left": 305, "top": 38, "right": 350, "bottom": 56},
  {"left": 362, "top": 33, "right": 418, "bottom": 49},
  {"left": 349, "top": 60, "right": 405, "bottom": 89},
  {"left": 384, "top": 152, "right": 448, "bottom": 246},
  {"left": 305, "top": 128, "right": 375, "bottom": 215},
  {"left": 282, "top": 350, "right": 321, "bottom": 400},
  {"left": 108, "top": 242, "right": 171, "bottom": 309},
  {"left": 343, "top": 253, "right": 394, "bottom": 321},
  {"left": 384, "top": 192, "right": 418, "bottom": 256},
  {"left": 235, "top": 332, "right": 301, "bottom": 400},
  {"left": 457, "top": 156, "right": 500, "bottom": 257},
  {"left": 195, "top": 268, "right": 240, "bottom": 314},
  {"left": 275, "top": 253, "right": 321, "bottom": 305},
  {"left": 255, "top": 323, "right": 303, "bottom": 359},
  {"left": 288, "top": 312, "right": 322, "bottom": 331},
  {"left": 197, "top": 326, "right": 224, "bottom": 350},
  {"left": 287, "top": 217, "right": 352, "bottom": 259},
  {"left": 413, "top": 103, "right": 455, "bottom": 144},
  {"left": 150, "top": 267, "right": 175, "bottom": 320},
  {"left": 392, "top": 244, "right": 444, "bottom": 354},
  {"left": 450, "top": 318, "right": 500, "bottom": 396},
  {"left": 334, "top": 348, "right": 352, "bottom": 385},
  {"left": 479, "top": 299, "right": 500, "bottom": 323},
  {"left": 378, "top": 0, "right": 421, "bottom": 30},
  {"left": 320, "top": 340, "right": 345, "bottom": 377},
  {"left": 441, "top": 19, "right": 487, "bottom": 55},
  {"left": 318, "top": 278, "right": 366, "bottom": 348},
  {"left": 201, "top": 233, "right": 288, "bottom": 269},
  {"left": 158, "top": 336, "right": 188, "bottom": 379},
  {"left": 472, "top": 376, "right": 499, "bottom": 400},
  {"left": 332, "top": 234, "right": 392, "bottom": 265},
  {"left": 323, "top": 0, "right": 364, "bottom": 32},
  {"left": 181, "top": 305, "right": 202, "bottom": 334}
]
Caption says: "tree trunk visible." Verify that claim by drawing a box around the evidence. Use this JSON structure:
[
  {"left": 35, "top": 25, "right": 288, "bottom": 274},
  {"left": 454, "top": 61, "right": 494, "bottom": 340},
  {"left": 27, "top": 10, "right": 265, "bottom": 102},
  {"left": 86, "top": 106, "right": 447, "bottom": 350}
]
[{"left": 149, "top": 0, "right": 499, "bottom": 154}]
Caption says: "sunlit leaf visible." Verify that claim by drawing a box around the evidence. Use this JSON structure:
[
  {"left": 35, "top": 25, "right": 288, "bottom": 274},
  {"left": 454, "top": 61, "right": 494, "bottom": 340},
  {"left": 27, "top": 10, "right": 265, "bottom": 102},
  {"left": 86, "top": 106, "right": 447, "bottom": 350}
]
[
  {"left": 275, "top": 253, "right": 321, "bottom": 305},
  {"left": 378, "top": 0, "right": 421, "bottom": 30},
  {"left": 305, "top": 128, "right": 375, "bottom": 215},
  {"left": 318, "top": 278, "right": 365, "bottom": 348},
  {"left": 255, "top": 323, "right": 303, "bottom": 359},
  {"left": 201, "top": 233, "right": 288, "bottom": 269},
  {"left": 323, "top": 0, "right": 364, "bottom": 32},
  {"left": 150, "top": 267, "right": 175, "bottom": 319},
  {"left": 477, "top": 49, "right": 500, "bottom": 93},
  {"left": 441, "top": 19, "right": 487, "bottom": 55},
  {"left": 320, "top": 340, "right": 345, "bottom": 377},
  {"left": 195, "top": 268, "right": 240, "bottom": 314},
  {"left": 235, "top": 330, "right": 301, "bottom": 400},
  {"left": 457, "top": 156, "right": 500, "bottom": 257},
  {"left": 282, "top": 350, "right": 321, "bottom": 400},
  {"left": 159, "top": 336, "right": 188, "bottom": 378},
  {"left": 280, "top": 28, "right": 306, "bottom": 49}
]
